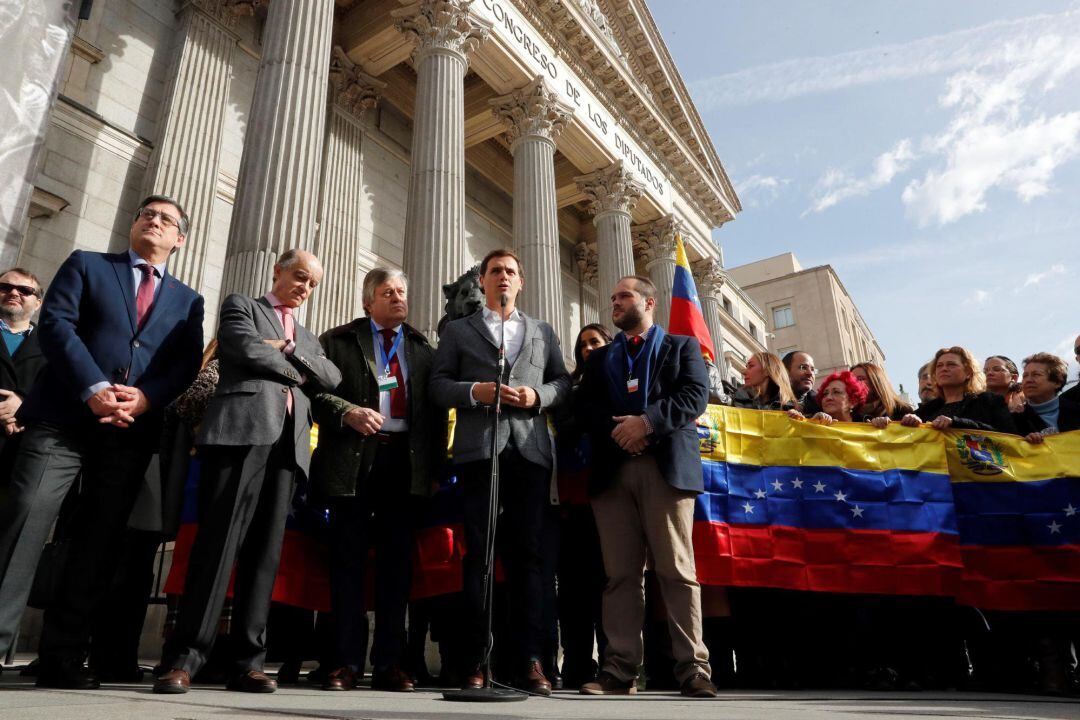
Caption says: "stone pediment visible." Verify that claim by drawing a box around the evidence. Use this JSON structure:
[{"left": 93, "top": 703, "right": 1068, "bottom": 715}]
[{"left": 530, "top": 0, "right": 740, "bottom": 226}]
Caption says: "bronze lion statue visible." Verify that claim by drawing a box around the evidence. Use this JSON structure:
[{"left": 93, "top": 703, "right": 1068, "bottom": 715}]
[{"left": 437, "top": 264, "right": 484, "bottom": 337}]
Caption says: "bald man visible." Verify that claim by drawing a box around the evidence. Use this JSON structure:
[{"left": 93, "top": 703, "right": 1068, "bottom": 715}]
[{"left": 156, "top": 249, "right": 341, "bottom": 694}]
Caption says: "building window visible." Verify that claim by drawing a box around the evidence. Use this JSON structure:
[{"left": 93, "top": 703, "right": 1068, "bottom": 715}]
[
  {"left": 722, "top": 297, "right": 733, "bottom": 315},
  {"left": 772, "top": 304, "right": 794, "bottom": 329},
  {"left": 748, "top": 321, "right": 758, "bottom": 339}
]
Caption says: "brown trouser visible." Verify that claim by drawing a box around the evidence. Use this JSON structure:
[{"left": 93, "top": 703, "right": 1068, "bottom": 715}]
[{"left": 590, "top": 455, "right": 711, "bottom": 683}]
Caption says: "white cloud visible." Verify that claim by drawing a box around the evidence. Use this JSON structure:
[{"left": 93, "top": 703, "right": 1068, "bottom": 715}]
[
  {"left": 901, "top": 34, "right": 1080, "bottom": 226},
  {"left": 687, "top": 8, "right": 1080, "bottom": 109},
  {"left": 1021, "top": 263, "right": 1066, "bottom": 288},
  {"left": 734, "top": 173, "right": 789, "bottom": 207},
  {"left": 963, "top": 289, "right": 991, "bottom": 306},
  {"left": 806, "top": 139, "right": 914, "bottom": 214}
]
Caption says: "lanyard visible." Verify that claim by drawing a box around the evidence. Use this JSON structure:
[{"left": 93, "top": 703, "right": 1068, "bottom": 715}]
[{"left": 372, "top": 322, "right": 403, "bottom": 377}]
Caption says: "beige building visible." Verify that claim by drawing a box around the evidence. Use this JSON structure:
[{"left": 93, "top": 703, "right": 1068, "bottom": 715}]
[
  {"left": 17, "top": 0, "right": 764, "bottom": 370},
  {"left": 727, "top": 252, "right": 885, "bottom": 377}
]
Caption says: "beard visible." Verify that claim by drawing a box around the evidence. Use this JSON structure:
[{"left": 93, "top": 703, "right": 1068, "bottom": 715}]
[
  {"left": 613, "top": 302, "right": 644, "bottom": 331},
  {"left": 0, "top": 304, "right": 29, "bottom": 325}
]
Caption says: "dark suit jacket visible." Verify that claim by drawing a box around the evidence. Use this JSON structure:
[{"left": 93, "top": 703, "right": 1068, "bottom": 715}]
[
  {"left": 311, "top": 319, "right": 447, "bottom": 499},
  {"left": 0, "top": 326, "right": 47, "bottom": 461},
  {"left": 579, "top": 332, "right": 709, "bottom": 496},
  {"left": 18, "top": 250, "right": 204, "bottom": 439},
  {"left": 196, "top": 294, "right": 342, "bottom": 478}
]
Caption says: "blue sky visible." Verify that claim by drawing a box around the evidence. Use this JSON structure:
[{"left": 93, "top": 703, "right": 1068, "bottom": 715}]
[{"left": 650, "top": 0, "right": 1080, "bottom": 392}]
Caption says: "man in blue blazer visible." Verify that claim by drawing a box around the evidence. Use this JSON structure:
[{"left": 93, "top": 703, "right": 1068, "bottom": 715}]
[
  {"left": 0, "top": 195, "right": 204, "bottom": 689},
  {"left": 577, "top": 275, "right": 716, "bottom": 698}
]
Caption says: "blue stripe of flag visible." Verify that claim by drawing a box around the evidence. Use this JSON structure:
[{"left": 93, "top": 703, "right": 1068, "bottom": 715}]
[
  {"left": 672, "top": 264, "right": 702, "bottom": 308},
  {"left": 953, "top": 477, "right": 1080, "bottom": 546}
]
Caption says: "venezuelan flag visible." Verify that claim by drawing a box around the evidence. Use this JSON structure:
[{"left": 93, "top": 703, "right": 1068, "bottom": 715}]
[
  {"left": 944, "top": 428, "right": 1080, "bottom": 611},
  {"left": 668, "top": 234, "right": 715, "bottom": 361},
  {"left": 693, "top": 405, "right": 963, "bottom": 597}
]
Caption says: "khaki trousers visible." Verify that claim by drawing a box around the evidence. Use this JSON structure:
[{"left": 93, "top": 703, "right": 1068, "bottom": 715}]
[{"left": 590, "top": 455, "right": 710, "bottom": 683}]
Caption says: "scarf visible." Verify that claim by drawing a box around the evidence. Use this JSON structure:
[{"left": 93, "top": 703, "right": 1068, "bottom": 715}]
[{"left": 603, "top": 325, "right": 666, "bottom": 415}]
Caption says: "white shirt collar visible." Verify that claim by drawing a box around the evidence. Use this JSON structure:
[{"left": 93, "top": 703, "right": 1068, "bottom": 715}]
[
  {"left": 370, "top": 318, "right": 403, "bottom": 334},
  {"left": 482, "top": 305, "right": 522, "bottom": 322}
]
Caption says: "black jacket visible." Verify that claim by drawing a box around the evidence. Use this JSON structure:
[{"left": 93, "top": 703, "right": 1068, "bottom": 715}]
[
  {"left": 579, "top": 332, "right": 709, "bottom": 496},
  {"left": 0, "top": 327, "right": 47, "bottom": 460},
  {"left": 915, "top": 391, "right": 1018, "bottom": 434}
]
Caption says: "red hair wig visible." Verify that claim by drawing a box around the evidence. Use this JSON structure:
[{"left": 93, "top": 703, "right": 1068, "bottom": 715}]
[{"left": 818, "top": 370, "right": 869, "bottom": 409}]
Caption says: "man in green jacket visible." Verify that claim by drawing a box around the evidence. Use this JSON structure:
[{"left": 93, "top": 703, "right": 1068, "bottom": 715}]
[{"left": 311, "top": 267, "right": 447, "bottom": 692}]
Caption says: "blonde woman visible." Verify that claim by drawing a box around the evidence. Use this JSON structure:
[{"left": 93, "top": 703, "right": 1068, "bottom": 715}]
[
  {"left": 730, "top": 352, "right": 797, "bottom": 410},
  {"left": 900, "top": 347, "right": 1016, "bottom": 433},
  {"left": 851, "top": 363, "right": 913, "bottom": 429}
]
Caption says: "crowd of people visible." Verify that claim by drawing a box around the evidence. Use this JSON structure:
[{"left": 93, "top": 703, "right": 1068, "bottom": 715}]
[{"left": 0, "top": 193, "right": 1077, "bottom": 699}]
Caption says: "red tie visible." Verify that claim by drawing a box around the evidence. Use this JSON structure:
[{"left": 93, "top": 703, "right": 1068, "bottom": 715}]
[
  {"left": 380, "top": 328, "right": 406, "bottom": 419},
  {"left": 278, "top": 305, "right": 295, "bottom": 414},
  {"left": 135, "top": 264, "right": 156, "bottom": 329}
]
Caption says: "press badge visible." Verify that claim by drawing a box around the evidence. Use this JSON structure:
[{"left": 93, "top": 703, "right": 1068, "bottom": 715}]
[
  {"left": 377, "top": 373, "right": 399, "bottom": 392},
  {"left": 626, "top": 377, "right": 640, "bottom": 393}
]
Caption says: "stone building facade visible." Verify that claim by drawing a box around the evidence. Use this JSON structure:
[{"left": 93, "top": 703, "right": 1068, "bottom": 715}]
[
  {"left": 727, "top": 252, "right": 885, "bottom": 378},
  {"left": 20, "top": 0, "right": 764, "bottom": 367}
]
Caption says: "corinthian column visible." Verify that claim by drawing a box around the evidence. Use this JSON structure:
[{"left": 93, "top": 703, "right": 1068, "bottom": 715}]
[
  {"left": 307, "top": 48, "right": 385, "bottom": 335},
  {"left": 220, "top": 0, "right": 335, "bottom": 301},
  {"left": 394, "top": 0, "right": 491, "bottom": 339},
  {"left": 692, "top": 257, "right": 729, "bottom": 378},
  {"left": 575, "top": 161, "right": 643, "bottom": 310},
  {"left": 632, "top": 215, "right": 681, "bottom": 328},
  {"left": 574, "top": 241, "right": 600, "bottom": 325},
  {"left": 142, "top": 1, "right": 238, "bottom": 290},
  {"left": 490, "top": 77, "right": 573, "bottom": 330}
]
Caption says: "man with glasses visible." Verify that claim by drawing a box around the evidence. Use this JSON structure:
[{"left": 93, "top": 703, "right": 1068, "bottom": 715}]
[
  {"left": 0, "top": 268, "right": 47, "bottom": 479},
  {"left": 782, "top": 350, "right": 820, "bottom": 414},
  {"left": 0, "top": 195, "right": 204, "bottom": 689}
]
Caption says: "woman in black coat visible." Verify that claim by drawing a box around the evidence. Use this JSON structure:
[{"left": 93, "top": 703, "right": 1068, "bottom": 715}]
[{"left": 901, "top": 346, "right": 1017, "bottom": 434}]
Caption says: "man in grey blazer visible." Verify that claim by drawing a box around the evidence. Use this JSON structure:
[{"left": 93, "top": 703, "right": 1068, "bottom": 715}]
[
  {"left": 155, "top": 249, "right": 341, "bottom": 695},
  {"left": 430, "top": 248, "right": 570, "bottom": 695}
]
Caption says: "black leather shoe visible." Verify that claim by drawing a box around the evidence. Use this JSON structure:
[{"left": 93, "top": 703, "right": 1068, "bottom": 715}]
[
  {"left": 226, "top": 669, "right": 277, "bottom": 693},
  {"left": 36, "top": 663, "right": 100, "bottom": 690}
]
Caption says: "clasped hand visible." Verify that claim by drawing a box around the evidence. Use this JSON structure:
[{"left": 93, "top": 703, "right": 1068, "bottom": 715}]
[
  {"left": 611, "top": 415, "right": 649, "bottom": 455},
  {"left": 88, "top": 385, "right": 150, "bottom": 427},
  {"left": 472, "top": 382, "right": 538, "bottom": 409}
]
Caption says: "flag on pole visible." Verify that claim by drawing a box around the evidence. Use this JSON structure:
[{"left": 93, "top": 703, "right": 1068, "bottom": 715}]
[{"left": 668, "top": 234, "right": 716, "bottom": 361}]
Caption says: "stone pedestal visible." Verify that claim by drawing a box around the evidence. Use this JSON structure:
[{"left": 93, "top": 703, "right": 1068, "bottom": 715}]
[
  {"left": 394, "top": 0, "right": 490, "bottom": 339},
  {"left": 142, "top": 1, "right": 237, "bottom": 290},
  {"left": 491, "top": 77, "right": 572, "bottom": 331},
  {"left": 693, "top": 257, "right": 729, "bottom": 379},
  {"left": 576, "top": 161, "right": 643, "bottom": 314},
  {"left": 575, "top": 241, "right": 600, "bottom": 325},
  {"left": 220, "top": 0, "right": 335, "bottom": 301},
  {"left": 632, "top": 215, "right": 681, "bottom": 328}
]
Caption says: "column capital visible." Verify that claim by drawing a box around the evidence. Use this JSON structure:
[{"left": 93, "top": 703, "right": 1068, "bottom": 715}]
[
  {"left": 631, "top": 214, "right": 682, "bottom": 266},
  {"left": 691, "top": 257, "right": 727, "bottom": 297},
  {"left": 574, "top": 242, "right": 599, "bottom": 286},
  {"left": 185, "top": 0, "right": 248, "bottom": 26},
  {"left": 490, "top": 76, "right": 574, "bottom": 149},
  {"left": 329, "top": 46, "right": 386, "bottom": 119},
  {"left": 575, "top": 160, "right": 644, "bottom": 218},
  {"left": 219, "top": 0, "right": 269, "bottom": 17},
  {"left": 394, "top": 0, "right": 491, "bottom": 64}
]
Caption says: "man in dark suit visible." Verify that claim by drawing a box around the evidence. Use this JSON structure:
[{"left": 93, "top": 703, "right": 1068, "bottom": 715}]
[
  {"left": 577, "top": 275, "right": 716, "bottom": 698},
  {"left": 0, "top": 267, "right": 47, "bottom": 480},
  {"left": 310, "top": 267, "right": 447, "bottom": 692},
  {"left": 429, "top": 248, "right": 570, "bottom": 695},
  {"left": 0, "top": 195, "right": 204, "bottom": 688},
  {"left": 155, "top": 249, "right": 341, "bottom": 695}
]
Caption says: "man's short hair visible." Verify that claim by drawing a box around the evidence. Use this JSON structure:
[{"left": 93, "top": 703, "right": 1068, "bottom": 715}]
[
  {"left": 781, "top": 350, "right": 805, "bottom": 371},
  {"left": 362, "top": 267, "right": 408, "bottom": 312},
  {"left": 619, "top": 274, "right": 656, "bottom": 300},
  {"left": 0, "top": 267, "right": 42, "bottom": 296},
  {"left": 137, "top": 194, "right": 190, "bottom": 236},
  {"left": 479, "top": 248, "right": 524, "bottom": 276},
  {"left": 275, "top": 248, "right": 310, "bottom": 270}
]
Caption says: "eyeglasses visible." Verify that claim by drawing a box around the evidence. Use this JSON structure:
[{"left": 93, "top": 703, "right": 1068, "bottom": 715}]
[
  {"left": 0, "top": 282, "right": 39, "bottom": 298},
  {"left": 135, "top": 207, "right": 181, "bottom": 230}
]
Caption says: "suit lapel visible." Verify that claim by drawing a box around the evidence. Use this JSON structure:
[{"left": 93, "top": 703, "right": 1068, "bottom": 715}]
[
  {"left": 467, "top": 310, "right": 498, "bottom": 349},
  {"left": 110, "top": 253, "right": 138, "bottom": 333},
  {"left": 356, "top": 319, "right": 378, "bottom": 383},
  {"left": 649, "top": 335, "right": 673, "bottom": 393},
  {"left": 0, "top": 334, "right": 13, "bottom": 374},
  {"left": 255, "top": 296, "right": 284, "bottom": 339},
  {"left": 511, "top": 312, "right": 539, "bottom": 372}
]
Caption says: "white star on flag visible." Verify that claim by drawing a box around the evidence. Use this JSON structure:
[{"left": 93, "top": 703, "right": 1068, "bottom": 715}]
[
  {"left": 834, "top": 490, "right": 848, "bottom": 503},
  {"left": 754, "top": 489, "right": 767, "bottom": 499},
  {"left": 771, "top": 480, "right": 784, "bottom": 492},
  {"left": 813, "top": 481, "right": 827, "bottom": 493},
  {"left": 850, "top": 505, "right": 864, "bottom": 518},
  {"left": 1048, "top": 520, "right": 1062, "bottom": 534},
  {"left": 791, "top": 479, "right": 804, "bottom": 489},
  {"left": 1065, "top": 503, "right": 1077, "bottom": 517},
  {"left": 743, "top": 502, "right": 755, "bottom": 515}
]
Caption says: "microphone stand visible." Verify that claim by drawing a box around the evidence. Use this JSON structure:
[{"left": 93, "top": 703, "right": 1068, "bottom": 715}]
[{"left": 443, "top": 294, "right": 527, "bottom": 703}]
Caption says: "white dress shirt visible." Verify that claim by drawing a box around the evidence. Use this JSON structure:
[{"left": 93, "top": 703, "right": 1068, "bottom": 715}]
[
  {"left": 482, "top": 305, "right": 525, "bottom": 366},
  {"left": 371, "top": 319, "right": 409, "bottom": 432}
]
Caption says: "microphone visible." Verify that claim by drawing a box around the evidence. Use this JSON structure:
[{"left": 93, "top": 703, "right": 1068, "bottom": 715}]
[{"left": 499, "top": 293, "right": 508, "bottom": 309}]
